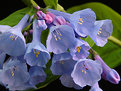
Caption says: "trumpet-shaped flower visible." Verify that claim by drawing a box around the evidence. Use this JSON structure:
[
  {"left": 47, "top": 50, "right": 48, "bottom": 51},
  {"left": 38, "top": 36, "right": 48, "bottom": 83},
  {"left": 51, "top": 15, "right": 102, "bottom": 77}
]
[
  {"left": 48, "top": 8, "right": 96, "bottom": 37},
  {"left": 24, "top": 19, "right": 50, "bottom": 67},
  {"left": 94, "top": 54, "right": 120, "bottom": 84},
  {"left": 47, "top": 16, "right": 76, "bottom": 54},
  {"left": 70, "top": 39, "right": 90, "bottom": 60},
  {"left": 51, "top": 52, "right": 82, "bottom": 89},
  {"left": 51, "top": 52, "right": 76, "bottom": 75},
  {"left": 71, "top": 59, "right": 102, "bottom": 87},
  {"left": 1, "top": 57, "right": 29, "bottom": 87},
  {"left": 29, "top": 66, "right": 46, "bottom": 85},
  {"left": 89, "top": 20, "right": 113, "bottom": 47},
  {"left": 0, "top": 14, "right": 30, "bottom": 56}
]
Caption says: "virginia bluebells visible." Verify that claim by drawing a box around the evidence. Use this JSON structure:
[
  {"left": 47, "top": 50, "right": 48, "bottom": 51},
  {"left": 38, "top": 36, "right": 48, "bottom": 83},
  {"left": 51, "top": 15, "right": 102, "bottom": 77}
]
[
  {"left": 0, "top": 3, "right": 120, "bottom": 91},
  {"left": 51, "top": 52, "right": 82, "bottom": 89},
  {"left": 0, "top": 14, "right": 29, "bottom": 56},
  {"left": 71, "top": 59, "right": 102, "bottom": 87},
  {"left": 46, "top": 15, "right": 77, "bottom": 54},
  {"left": 24, "top": 19, "right": 50, "bottom": 67}
]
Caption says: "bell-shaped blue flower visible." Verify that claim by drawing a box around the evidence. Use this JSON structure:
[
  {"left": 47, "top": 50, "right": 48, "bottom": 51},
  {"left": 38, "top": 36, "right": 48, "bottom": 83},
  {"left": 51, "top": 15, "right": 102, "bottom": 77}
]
[
  {"left": 46, "top": 16, "right": 76, "bottom": 54},
  {"left": 51, "top": 52, "right": 82, "bottom": 89},
  {"left": 89, "top": 20, "right": 113, "bottom": 47},
  {"left": 0, "top": 14, "right": 30, "bottom": 56},
  {"left": 51, "top": 52, "right": 76, "bottom": 75},
  {"left": 24, "top": 19, "right": 50, "bottom": 67},
  {"left": 94, "top": 54, "right": 120, "bottom": 84},
  {"left": 89, "top": 82, "right": 103, "bottom": 91},
  {"left": 29, "top": 66, "right": 46, "bottom": 85},
  {"left": 70, "top": 39, "right": 90, "bottom": 60},
  {"left": 1, "top": 57, "right": 30, "bottom": 87},
  {"left": 71, "top": 59, "right": 102, "bottom": 87},
  {"left": 48, "top": 8, "right": 96, "bottom": 37}
]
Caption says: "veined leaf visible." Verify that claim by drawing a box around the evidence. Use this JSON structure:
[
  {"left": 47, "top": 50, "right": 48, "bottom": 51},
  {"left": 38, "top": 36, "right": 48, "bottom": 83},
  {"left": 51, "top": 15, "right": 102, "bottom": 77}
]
[{"left": 67, "top": 2, "right": 121, "bottom": 68}]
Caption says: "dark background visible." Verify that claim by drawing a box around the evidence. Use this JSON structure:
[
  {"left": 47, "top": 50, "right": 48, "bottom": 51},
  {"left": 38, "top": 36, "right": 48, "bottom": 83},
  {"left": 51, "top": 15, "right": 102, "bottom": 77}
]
[{"left": 0, "top": 0, "right": 121, "bottom": 91}]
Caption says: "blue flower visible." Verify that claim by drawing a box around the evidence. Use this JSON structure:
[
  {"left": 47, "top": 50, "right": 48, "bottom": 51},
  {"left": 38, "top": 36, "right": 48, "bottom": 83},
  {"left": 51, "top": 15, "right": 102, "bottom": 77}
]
[
  {"left": 71, "top": 59, "right": 102, "bottom": 87},
  {"left": 51, "top": 52, "right": 82, "bottom": 89},
  {"left": 1, "top": 57, "right": 30, "bottom": 87},
  {"left": 94, "top": 54, "right": 120, "bottom": 84},
  {"left": 24, "top": 19, "right": 50, "bottom": 67},
  {"left": 48, "top": 8, "right": 96, "bottom": 37},
  {"left": 51, "top": 52, "right": 76, "bottom": 75},
  {"left": 89, "top": 82, "right": 102, "bottom": 91},
  {"left": 70, "top": 39, "right": 90, "bottom": 60},
  {"left": 46, "top": 16, "right": 76, "bottom": 54},
  {"left": 29, "top": 66, "right": 46, "bottom": 85},
  {"left": 0, "top": 51, "right": 6, "bottom": 69},
  {"left": 0, "top": 14, "right": 30, "bottom": 56},
  {"left": 89, "top": 20, "right": 113, "bottom": 47}
]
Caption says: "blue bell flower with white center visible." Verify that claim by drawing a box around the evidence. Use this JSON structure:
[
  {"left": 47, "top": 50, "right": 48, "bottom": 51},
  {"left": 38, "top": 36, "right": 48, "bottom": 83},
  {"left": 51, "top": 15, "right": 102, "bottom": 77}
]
[
  {"left": 71, "top": 59, "right": 102, "bottom": 87},
  {"left": 24, "top": 19, "right": 50, "bottom": 67},
  {"left": 0, "top": 14, "right": 30, "bottom": 56},
  {"left": 89, "top": 19, "right": 113, "bottom": 47}
]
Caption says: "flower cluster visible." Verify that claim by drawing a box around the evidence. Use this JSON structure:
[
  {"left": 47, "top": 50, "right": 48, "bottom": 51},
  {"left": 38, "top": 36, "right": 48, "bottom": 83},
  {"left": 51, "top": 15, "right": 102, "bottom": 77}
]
[{"left": 0, "top": 8, "right": 120, "bottom": 91}]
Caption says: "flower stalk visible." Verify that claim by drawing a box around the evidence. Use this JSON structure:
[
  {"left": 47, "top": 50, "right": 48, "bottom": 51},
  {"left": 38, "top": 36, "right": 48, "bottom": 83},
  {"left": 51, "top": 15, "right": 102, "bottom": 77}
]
[{"left": 108, "top": 35, "right": 121, "bottom": 47}]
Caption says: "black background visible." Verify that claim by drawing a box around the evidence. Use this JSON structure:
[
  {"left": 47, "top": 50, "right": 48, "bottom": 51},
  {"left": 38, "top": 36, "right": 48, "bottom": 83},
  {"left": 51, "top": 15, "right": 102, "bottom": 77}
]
[{"left": 0, "top": 0, "right": 121, "bottom": 91}]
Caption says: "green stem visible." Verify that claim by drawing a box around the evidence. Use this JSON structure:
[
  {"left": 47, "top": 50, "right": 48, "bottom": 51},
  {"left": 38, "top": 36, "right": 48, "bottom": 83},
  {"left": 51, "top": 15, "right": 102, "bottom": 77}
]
[
  {"left": 30, "top": 0, "right": 40, "bottom": 10},
  {"left": 108, "top": 36, "right": 121, "bottom": 47}
]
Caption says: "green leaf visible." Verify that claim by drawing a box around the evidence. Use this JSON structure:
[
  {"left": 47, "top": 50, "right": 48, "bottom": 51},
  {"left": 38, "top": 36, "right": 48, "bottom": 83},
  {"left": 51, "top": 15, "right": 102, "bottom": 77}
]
[
  {"left": 44, "top": 0, "right": 58, "bottom": 9},
  {"left": 82, "top": 36, "right": 95, "bottom": 47},
  {"left": 67, "top": 2, "right": 121, "bottom": 68},
  {"left": 0, "top": 7, "right": 35, "bottom": 26}
]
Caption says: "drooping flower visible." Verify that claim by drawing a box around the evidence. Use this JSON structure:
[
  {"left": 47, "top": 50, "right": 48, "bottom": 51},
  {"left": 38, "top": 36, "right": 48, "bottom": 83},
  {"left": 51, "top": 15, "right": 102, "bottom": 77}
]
[
  {"left": 51, "top": 52, "right": 76, "bottom": 75},
  {"left": 51, "top": 52, "right": 82, "bottom": 89},
  {"left": 94, "top": 54, "right": 120, "bottom": 84},
  {"left": 71, "top": 59, "right": 102, "bottom": 87},
  {"left": 89, "top": 82, "right": 103, "bottom": 91},
  {"left": 69, "top": 39, "right": 90, "bottom": 60},
  {"left": 46, "top": 16, "right": 76, "bottom": 54},
  {"left": 48, "top": 8, "right": 96, "bottom": 37},
  {"left": 89, "top": 20, "right": 113, "bottom": 47},
  {"left": 0, "top": 14, "right": 30, "bottom": 56},
  {"left": 1, "top": 57, "right": 30, "bottom": 87},
  {"left": 24, "top": 19, "right": 50, "bottom": 67},
  {"left": 29, "top": 66, "right": 46, "bottom": 85}
]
